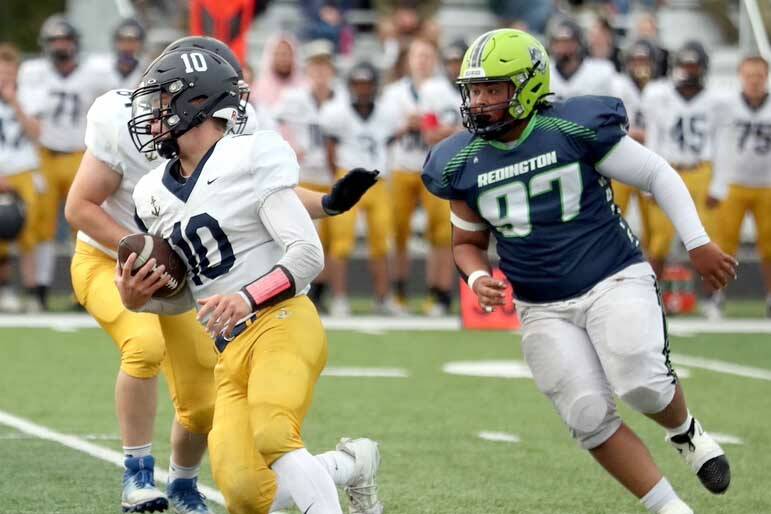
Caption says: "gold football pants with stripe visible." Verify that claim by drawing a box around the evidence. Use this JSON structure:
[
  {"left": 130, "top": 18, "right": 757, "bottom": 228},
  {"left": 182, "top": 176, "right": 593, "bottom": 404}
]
[
  {"left": 208, "top": 296, "right": 327, "bottom": 514},
  {"left": 391, "top": 170, "right": 451, "bottom": 251},
  {"left": 646, "top": 163, "right": 716, "bottom": 260},
  {"left": 716, "top": 185, "right": 771, "bottom": 261},
  {"left": 611, "top": 180, "right": 651, "bottom": 251},
  {"left": 70, "top": 240, "right": 216, "bottom": 433},
  {"left": 37, "top": 148, "right": 83, "bottom": 241}
]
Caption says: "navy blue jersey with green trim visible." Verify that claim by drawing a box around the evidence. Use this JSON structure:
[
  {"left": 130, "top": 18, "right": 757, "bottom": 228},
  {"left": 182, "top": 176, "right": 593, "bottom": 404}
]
[{"left": 422, "top": 95, "right": 643, "bottom": 303}]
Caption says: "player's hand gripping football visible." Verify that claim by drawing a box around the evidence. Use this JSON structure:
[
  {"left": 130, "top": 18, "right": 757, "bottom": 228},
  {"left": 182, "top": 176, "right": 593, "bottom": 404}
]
[
  {"left": 472, "top": 275, "right": 507, "bottom": 312},
  {"left": 322, "top": 168, "right": 379, "bottom": 215},
  {"left": 688, "top": 241, "right": 738, "bottom": 290},
  {"left": 114, "top": 253, "right": 171, "bottom": 310},
  {"left": 197, "top": 293, "right": 251, "bottom": 338}
]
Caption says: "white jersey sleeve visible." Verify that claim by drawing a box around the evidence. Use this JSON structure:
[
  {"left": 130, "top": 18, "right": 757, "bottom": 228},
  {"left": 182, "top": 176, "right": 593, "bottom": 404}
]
[
  {"left": 0, "top": 100, "right": 39, "bottom": 176},
  {"left": 248, "top": 130, "right": 300, "bottom": 208},
  {"left": 419, "top": 77, "right": 463, "bottom": 128}
]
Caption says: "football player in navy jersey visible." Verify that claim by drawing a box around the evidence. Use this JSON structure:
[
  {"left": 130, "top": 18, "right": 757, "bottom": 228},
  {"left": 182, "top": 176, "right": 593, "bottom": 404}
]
[{"left": 423, "top": 29, "right": 736, "bottom": 514}]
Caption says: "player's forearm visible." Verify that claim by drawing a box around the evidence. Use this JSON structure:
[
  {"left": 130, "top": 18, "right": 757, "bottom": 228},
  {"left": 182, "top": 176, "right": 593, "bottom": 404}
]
[
  {"left": 131, "top": 285, "right": 195, "bottom": 315},
  {"left": 64, "top": 198, "right": 132, "bottom": 251},
  {"left": 295, "top": 187, "right": 326, "bottom": 219},
  {"left": 453, "top": 242, "right": 492, "bottom": 283},
  {"left": 597, "top": 135, "right": 709, "bottom": 250}
]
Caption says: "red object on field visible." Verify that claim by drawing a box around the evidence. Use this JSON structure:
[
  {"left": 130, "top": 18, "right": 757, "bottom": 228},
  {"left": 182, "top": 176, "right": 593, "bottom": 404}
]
[
  {"left": 660, "top": 265, "right": 697, "bottom": 315},
  {"left": 459, "top": 268, "right": 520, "bottom": 330},
  {"left": 421, "top": 112, "right": 439, "bottom": 132},
  {"left": 189, "top": 0, "right": 255, "bottom": 63}
]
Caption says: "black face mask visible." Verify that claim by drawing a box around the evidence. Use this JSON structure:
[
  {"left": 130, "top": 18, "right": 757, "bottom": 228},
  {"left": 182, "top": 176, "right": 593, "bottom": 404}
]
[
  {"left": 157, "top": 139, "right": 179, "bottom": 159},
  {"left": 51, "top": 48, "right": 74, "bottom": 63},
  {"left": 117, "top": 51, "right": 139, "bottom": 71}
]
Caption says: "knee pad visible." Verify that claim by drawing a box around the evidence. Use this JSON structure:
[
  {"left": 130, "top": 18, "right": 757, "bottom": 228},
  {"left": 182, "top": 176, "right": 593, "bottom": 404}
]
[
  {"left": 175, "top": 403, "right": 214, "bottom": 435},
  {"left": 565, "top": 393, "right": 622, "bottom": 450},
  {"left": 250, "top": 405, "right": 301, "bottom": 466},
  {"left": 620, "top": 383, "right": 674, "bottom": 415},
  {"left": 120, "top": 331, "right": 166, "bottom": 378}
]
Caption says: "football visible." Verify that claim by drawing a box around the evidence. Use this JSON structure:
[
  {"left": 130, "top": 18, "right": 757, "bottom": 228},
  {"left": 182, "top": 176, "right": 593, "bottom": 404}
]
[{"left": 117, "top": 233, "right": 187, "bottom": 298}]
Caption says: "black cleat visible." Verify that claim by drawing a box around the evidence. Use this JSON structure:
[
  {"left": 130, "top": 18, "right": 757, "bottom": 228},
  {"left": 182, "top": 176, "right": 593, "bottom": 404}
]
[{"left": 697, "top": 454, "right": 731, "bottom": 494}]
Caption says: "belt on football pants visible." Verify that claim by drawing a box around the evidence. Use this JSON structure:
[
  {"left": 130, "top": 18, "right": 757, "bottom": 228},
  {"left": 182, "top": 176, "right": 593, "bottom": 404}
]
[{"left": 214, "top": 313, "right": 258, "bottom": 353}]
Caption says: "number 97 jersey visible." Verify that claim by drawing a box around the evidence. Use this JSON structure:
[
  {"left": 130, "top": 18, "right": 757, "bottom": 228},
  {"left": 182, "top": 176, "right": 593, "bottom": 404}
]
[
  {"left": 132, "top": 131, "right": 300, "bottom": 300},
  {"left": 422, "top": 96, "right": 644, "bottom": 303}
]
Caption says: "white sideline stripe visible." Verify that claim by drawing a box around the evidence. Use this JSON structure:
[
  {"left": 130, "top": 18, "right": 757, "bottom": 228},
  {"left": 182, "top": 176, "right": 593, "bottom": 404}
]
[
  {"left": 710, "top": 433, "right": 744, "bottom": 445},
  {"left": 0, "top": 409, "right": 226, "bottom": 507},
  {"left": 3, "top": 313, "right": 771, "bottom": 334},
  {"left": 477, "top": 431, "right": 520, "bottom": 443},
  {"left": 671, "top": 354, "right": 771, "bottom": 381},
  {"left": 323, "top": 367, "right": 408, "bottom": 378}
]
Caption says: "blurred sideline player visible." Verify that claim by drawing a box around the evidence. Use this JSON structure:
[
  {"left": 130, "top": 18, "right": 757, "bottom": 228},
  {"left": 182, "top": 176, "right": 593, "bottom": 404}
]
[
  {"left": 110, "top": 18, "right": 147, "bottom": 89},
  {"left": 610, "top": 39, "right": 659, "bottom": 248},
  {"left": 548, "top": 18, "right": 617, "bottom": 99},
  {"left": 708, "top": 55, "right": 771, "bottom": 317},
  {"left": 121, "top": 47, "right": 371, "bottom": 514},
  {"left": 423, "top": 29, "right": 734, "bottom": 514},
  {"left": 641, "top": 41, "right": 729, "bottom": 295},
  {"left": 320, "top": 62, "right": 405, "bottom": 317},
  {"left": 275, "top": 40, "right": 339, "bottom": 312},
  {"left": 66, "top": 38, "right": 381, "bottom": 514},
  {"left": 18, "top": 14, "right": 114, "bottom": 309},
  {"left": 0, "top": 44, "right": 40, "bottom": 312},
  {"left": 420, "top": 39, "right": 466, "bottom": 146},
  {"left": 383, "top": 38, "right": 454, "bottom": 316}
]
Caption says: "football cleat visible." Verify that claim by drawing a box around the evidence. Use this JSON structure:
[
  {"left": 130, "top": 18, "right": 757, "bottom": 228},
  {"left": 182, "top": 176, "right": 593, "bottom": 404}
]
[
  {"left": 330, "top": 296, "right": 352, "bottom": 318},
  {"left": 667, "top": 418, "right": 731, "bottom": 494},
  {"left": 336, "top": 438, "right": 383, "bottom": 514},
  {"left": 167, "top": 478, "right": 211, "bottom": 514},
  {"left": 658, "top": 499, "right": 694, "bottom": 514},
  {"left": 122, "top": 456, "right": 168, "bottom": 512},
  {"left": 374, "top": 295, "right": 408, "bottom": 317}
]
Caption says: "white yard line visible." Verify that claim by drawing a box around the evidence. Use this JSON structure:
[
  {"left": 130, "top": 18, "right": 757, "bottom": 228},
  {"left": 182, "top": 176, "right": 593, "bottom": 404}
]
[
  {"left": 477, "top": 431, "right": 521, "bottom": 443},
  {"left": 671, "top": 354, "right": 771, "bottom": 381},
  {"left": 2, "top": 313, "right": 771, "bottom": 334},
  {"left": 0, "top": 409, "right": 226, "bottom": 507}
]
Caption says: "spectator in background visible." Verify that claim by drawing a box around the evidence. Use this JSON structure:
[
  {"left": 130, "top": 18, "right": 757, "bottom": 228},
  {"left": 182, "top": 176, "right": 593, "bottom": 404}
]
[
  {"left": 251, "top": 32, "right": 304, "bottom": 112},
  {"left": 488, "top": 0, "right": 554, "bottom": 35},
  {"left": 18, "top": 14, "right": 114, "bottom": 310},
  {"left": 635, "top": 11, "right": 669, "bottom": 78},
  {"left": 588, "top": 16, "right": 622, "bottom": 71},
  {"left": 548, "top": 18, "right": 618, "bottom": 98},
  {"left": 0, "top": 43, "right": 40, "bottom": 313},
  {"left": 275, "top": 40, "right": 341, "bottom": 311},
  {"left": 420, "top": 39, "right": 466, "bottom": 146},
  {"left": 377, "top": 0, "right": 440, "bottom": 71},
  {"left": 300, "top": 0, "right": 354, "bottom": 55},
  {"left": 110, "top": 18, "right": 146, "bottom": 89}
]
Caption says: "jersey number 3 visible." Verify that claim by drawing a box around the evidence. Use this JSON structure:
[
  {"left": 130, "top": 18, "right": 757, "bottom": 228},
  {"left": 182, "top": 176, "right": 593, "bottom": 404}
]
[
  {"left": 478, "top": 163, "right": 582, "bottom": 238},
  {"left": 170, "top": 214, "right": 234, "bottom": 285}
]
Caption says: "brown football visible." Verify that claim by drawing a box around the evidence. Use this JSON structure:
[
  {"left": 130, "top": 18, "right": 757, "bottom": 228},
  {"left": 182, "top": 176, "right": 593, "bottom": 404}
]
[{"left": 117, "top": 233, "right": 187, "bottom": 298}]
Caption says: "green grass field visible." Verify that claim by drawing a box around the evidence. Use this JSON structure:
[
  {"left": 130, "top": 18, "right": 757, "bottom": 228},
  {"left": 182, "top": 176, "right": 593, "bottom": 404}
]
[{"left": 0, "top": 322, "right": 769, "bottom": 514}]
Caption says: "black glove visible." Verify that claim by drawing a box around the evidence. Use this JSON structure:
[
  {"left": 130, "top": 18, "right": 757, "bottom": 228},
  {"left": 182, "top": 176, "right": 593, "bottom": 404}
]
[{"left": 322, "top": 168, "right": 380, "bottom": 216}]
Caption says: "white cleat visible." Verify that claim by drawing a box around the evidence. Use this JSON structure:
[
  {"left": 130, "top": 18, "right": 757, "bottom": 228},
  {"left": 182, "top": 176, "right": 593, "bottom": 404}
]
[
  {"left": 336, "top": 438, "right": 383, "bottom": 514},
  {"left": 330, "top": 296, "right": 352, "bottom": 318},
  {"left": 0, "top": 287, "right": 22, "bottom": 313},
  {"left": 374, "top": 296, "right": 408, "bottom": 317},
  {"left": 667, "top": 417, "right": 731, "bottom": 494}
]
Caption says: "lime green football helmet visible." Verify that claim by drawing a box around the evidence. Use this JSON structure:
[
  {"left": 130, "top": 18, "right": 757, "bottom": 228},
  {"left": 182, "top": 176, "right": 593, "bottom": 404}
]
[{"left": 457, "top": 29, "right": 550, "bottom": 138}]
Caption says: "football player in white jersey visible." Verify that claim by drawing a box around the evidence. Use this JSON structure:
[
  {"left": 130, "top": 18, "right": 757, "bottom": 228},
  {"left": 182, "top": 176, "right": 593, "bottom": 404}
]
[
  {"left": 110, "top": 18, "right": 147, "bottom": 89},
  {"left": 275, "top": 41, "right": 340, "bottom": 311},
  {"left": 66, "top": 39, "right": 382, "bottom": 514},
  {"left": 609, "top": 39, "right": 659, "bottom": 248},
  {"left": 641, "top": 41, "right": 730, "bottom": 284},
  {"left": 0, "top": 44, "right": 40, "bottom": 313},
  {"left": 17, "top": 14, "right": 114, "bottom": 309},
  {"left": 548, "top": 18, "right": 618, "bottom": 99},
  {"left": 119, "top": 47, "right": 359, "bottom": 514},
  {"left": 320, "top": 62, "right": 405, "bottom": 317},
  {"left": 382, "top": 37, "right": 455, "bottom": 316},
  {"left": 708, "top": 55, "right": 771, "bottom": 317},
  {"left": 419, "top": 39, "right": 465, "bottom": 147}
]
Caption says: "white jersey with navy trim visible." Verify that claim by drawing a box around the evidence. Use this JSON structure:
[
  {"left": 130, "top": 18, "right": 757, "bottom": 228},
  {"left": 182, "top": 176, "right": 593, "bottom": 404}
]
[
  {"left": 641, "top": 81, "right": 729, "bottom": 167},
  {"left": 17, "top": 55, "right": 114, "bottom": 152},
  {"left": 550, "top": 58, "right": 618, "bottom": 100},
  {"left": 419, "top": 76, "right": 463, "bottom": 128},
  {"left": 726, "top": 92, "right": 771, "bottom": 188},
  {"left": 381, "top": 77, "right": 431, "bottom": 172},
  {"left": 0, "top": 99, "right": 39, "bottom": 176},
  {"left": 133, "top": 131, "right": 303, "bottom": 302},
  {"left": 319, "top": 96, "right": 398, "bottom": 175}
]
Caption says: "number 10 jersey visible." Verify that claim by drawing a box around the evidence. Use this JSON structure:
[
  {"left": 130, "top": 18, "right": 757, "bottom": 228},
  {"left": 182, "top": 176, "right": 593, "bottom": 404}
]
[{"left": 133, "top": 131, "right": 302, "bottom": 301}]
